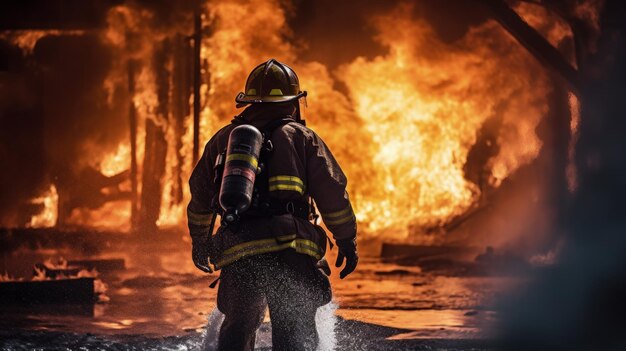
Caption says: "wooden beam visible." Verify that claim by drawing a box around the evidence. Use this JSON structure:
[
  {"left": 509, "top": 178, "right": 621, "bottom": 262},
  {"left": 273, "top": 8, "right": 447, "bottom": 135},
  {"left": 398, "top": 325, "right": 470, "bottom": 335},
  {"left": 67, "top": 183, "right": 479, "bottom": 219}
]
[
  {"left": 192, "top": 6, "right": 202, "bottom": 165},
  {"left": 476, "top": 0, "right": 581, "bottom": 94},
  {"left": 138, "top": 41, "right": 169, "bottom": 233},
  {"left": 171, "top": 34, "right": 190, "bottom": 205},
  {"left": 127, "top": 59, "right": 139, "bottom": 232}
]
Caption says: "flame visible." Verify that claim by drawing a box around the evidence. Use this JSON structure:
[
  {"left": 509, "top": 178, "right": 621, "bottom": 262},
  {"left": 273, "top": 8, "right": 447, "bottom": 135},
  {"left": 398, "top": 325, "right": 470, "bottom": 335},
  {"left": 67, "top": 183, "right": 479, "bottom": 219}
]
[
  {"left": 100, "top": 144, "right": 131, "bottom": 177},
  {"left": 43, "top": 257, "right": 69, "bottom": 270},
  {"left": 0, "top": 272, "right": 22, "bottom": 282},
  {"left": 31, "top": 258, "right": 109, "bottom": 302},
  {"left": 335, "top": 4, "right": 551, "bottom": 237},
  {"left": 574, "top": 0, "right": 604, "bottom": 29},
  {"left": 32, "top": 265, "right": 47, "bottom": 281},
  {"left": 29, "top": 184, "right": 59, "bottom": 228},
  {"left": 52, "top": 0, "right": 569, "bottom": 242},
  {"left": 190, "top": 0, "right": 553, "bottom": 239},
  {"left": 0, "top": 30, "right": 85, "bottom": 54},
  {"left": 515, "top": 3, "right": 573, "bottom": 48},
  {"left": 567, "top": 92, "right": 581, "bottom": 192}
]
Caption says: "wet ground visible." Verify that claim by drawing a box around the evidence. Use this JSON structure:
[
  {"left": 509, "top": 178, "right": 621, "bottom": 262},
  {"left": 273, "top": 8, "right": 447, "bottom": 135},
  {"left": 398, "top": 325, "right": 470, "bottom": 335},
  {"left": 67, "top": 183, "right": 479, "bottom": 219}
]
[{"left": 0, "top": 229, "right": 515, "bottom": 350}]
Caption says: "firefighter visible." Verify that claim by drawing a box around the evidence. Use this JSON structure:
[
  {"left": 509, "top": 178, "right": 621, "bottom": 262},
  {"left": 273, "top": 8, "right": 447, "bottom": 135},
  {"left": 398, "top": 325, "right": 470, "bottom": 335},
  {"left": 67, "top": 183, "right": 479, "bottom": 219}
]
[{"left": 187, "top": 59, "right": 358, "bottom": 351}]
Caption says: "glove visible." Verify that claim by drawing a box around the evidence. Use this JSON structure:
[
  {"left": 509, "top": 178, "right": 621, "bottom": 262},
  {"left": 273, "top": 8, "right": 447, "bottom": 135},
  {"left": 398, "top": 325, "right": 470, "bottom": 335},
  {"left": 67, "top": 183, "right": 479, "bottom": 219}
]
[
  {"left": 192, "top": 241, "right": 213, "bottom": 273},
  {"left": 335, "top": 237, "right": 358, "bottom": 279}
]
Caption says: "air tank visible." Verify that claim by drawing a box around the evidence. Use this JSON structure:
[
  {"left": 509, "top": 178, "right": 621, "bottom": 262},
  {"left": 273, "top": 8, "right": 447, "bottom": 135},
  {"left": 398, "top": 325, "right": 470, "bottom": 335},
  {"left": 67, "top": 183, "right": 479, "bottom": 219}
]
[{"left": 219, "top": 124, "right": 263, "bottom": 223}]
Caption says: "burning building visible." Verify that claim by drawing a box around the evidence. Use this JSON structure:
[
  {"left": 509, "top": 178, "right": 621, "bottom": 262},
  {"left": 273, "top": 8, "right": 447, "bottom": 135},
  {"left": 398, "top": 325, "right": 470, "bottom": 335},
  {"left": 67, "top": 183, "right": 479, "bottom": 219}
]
[
  {"left": 3, "top": 0, "right": 626, "bottom": 350},
  {"left": 1, "top": 0, "right": 601, "bottom": 259}
]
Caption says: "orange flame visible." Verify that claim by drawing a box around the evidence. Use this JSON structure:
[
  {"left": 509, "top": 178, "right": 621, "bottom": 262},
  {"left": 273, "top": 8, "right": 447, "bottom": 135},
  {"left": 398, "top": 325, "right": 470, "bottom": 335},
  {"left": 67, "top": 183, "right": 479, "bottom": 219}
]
[
  {"left": 29, "top": 184, "right": 58, "bottom": 228},
  {"left": 335, "top": 4, "right": 553, "bottom": 238},
  {"left": 100, "top": 144, "right": 131, "bottom": 177},
  {"left": 76, "top": 0, "right": 573, "bottom": 242},
  {"left": 0, "top": 30, "right": 85, "bottom": 54},
  {"left": 567, "top": 92, "right": 581, "bottom": 192}
]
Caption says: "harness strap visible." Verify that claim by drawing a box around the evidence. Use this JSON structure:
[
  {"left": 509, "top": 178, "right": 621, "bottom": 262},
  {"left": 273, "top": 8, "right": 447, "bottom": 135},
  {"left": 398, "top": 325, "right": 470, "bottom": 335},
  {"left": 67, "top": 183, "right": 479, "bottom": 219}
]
[{"left": 243, "top": 198, "right": 311, "bottom": 220}]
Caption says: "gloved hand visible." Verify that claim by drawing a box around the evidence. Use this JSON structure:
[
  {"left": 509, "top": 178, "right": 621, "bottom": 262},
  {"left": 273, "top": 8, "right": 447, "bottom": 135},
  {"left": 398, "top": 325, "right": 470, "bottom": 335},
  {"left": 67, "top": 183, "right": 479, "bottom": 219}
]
[
  {"left": 335, "top": 237, "right": 358, "bottom": 279},
  {"left": 192, "top": 241, "right": 213, "bottom": 273}
]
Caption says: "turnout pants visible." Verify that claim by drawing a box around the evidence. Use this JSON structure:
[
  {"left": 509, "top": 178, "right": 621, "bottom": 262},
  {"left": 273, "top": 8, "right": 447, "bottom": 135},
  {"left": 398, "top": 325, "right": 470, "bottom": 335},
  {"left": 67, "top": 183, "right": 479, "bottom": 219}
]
[{"left": 216, "top": 251, "right": 331, "bottom": 351}]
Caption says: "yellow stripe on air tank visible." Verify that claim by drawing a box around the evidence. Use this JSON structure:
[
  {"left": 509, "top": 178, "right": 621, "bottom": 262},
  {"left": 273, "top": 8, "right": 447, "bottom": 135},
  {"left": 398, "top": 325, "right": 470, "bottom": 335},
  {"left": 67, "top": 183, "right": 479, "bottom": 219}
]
[{"left": 226, "top": 153, "right": 258, "bottom": 169}]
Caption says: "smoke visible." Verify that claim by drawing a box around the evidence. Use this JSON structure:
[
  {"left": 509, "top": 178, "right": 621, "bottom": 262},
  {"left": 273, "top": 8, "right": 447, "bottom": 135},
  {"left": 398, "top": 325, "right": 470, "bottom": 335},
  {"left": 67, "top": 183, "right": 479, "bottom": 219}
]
[{"left": 498, "top": 1, "right": 626, "bottom": 350}]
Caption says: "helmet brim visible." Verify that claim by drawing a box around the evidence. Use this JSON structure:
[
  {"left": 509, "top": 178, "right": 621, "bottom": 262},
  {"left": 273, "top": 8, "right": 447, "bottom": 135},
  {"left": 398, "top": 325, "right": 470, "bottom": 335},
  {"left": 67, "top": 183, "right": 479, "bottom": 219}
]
[{"left": 235, "top": 91, "right": 307, "bottom": 106}]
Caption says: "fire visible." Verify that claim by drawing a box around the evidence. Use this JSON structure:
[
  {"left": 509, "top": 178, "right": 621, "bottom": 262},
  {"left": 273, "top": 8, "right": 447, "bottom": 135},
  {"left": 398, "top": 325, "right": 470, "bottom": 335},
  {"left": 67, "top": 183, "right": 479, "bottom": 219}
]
[
  {"left": 0, "top": 30, "right": 84, "bottom": 54},
  {"left": 515, "top": 3, "right": 573, "bottom": 49},
  {"left": 567, "top": 92, "right": 581, "bottom": 192},
  {"left": 188, "top": 0, "right": 554, "bottom": 239},
  {"left": 15, "top": 0, "right": 580, "bottom": 241},
  {"left": 336, "top": 4, "right": 552, "bottom": 237},
  {"left": 100, "top": 144, "right": 131, "bottom": 177},
  {"left": 33, "top": 258, "right": 109, "bottom": 302},
  {"left": 29, "top": 184, "right": 58, "bottom": 228}
]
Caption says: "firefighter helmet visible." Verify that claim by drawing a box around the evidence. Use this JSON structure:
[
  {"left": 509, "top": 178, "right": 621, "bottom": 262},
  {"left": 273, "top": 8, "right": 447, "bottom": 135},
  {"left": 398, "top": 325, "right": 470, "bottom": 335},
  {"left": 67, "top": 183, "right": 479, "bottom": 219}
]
[{"left": 235, "top": 58, "right": 307, "bottom": 106}]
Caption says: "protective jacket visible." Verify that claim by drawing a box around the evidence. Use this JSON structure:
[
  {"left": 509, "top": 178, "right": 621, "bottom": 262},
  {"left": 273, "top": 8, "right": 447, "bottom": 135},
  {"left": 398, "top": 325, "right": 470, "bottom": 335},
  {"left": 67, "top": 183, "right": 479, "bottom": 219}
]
[{"left": 187, "top": 103, "right": 357, "bottom": 269}]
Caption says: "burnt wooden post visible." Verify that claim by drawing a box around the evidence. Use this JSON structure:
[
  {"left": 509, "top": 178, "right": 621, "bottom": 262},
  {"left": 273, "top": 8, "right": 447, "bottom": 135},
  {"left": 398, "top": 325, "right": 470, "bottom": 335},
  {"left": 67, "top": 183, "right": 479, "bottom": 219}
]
[
  {"left": 192, "top": 6, "right": 202, "bottom": 165},
  {"left": 127, "top": 60, "right": 139, "bottom": 231},
  {"left": 138, "top": 41, "right": 170, "bottom": 233},
  {"left": 476, "top": 0, "right": 581, "bottom": 94},
  {"left": 171, "top": 34, "right": 191, "bottom": 205}
]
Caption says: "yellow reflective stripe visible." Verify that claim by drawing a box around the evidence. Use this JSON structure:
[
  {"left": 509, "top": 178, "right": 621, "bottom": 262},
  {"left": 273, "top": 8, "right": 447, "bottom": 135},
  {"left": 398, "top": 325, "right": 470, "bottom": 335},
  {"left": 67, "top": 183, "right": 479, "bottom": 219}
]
[
  {"left": 217, "top": 244, "right": 285, "bottom": 267},
  {"left": 269, "top": 88, "right": 283, "bottom": 96},
  {"left": 187, "top": 211, "right": 214, "bottom": 226},
  {"left": 269, "top": 184, "right": 305, "bottom": 194},
  {"left": 324, "top": 214, "right": 354, "bottom": 226},
  {"left": 295, "top": 246, "right": 322, "bottom": 260},
  {"left": 322, "top": 205, "right": 355, "bottom": 226},
  {"left": 294, "top": 239, "right": 320, "bottom": 253},
  {"left": 222, "top": 234, "right": 297, "bottom": 256},
  {"left": 269, "top": 175, "right": 304, "bottom": 186},
  {"left": 226, "top": 153, "right": 258, "bottom": 168},
  {"left": 322, "top": 206, "right": 352, "bottom": 219},
  {"left": 216, "top": 239, "right": 321, "bottom": 267},
  {"left": 268, "top": 175, "right": 305, "bottom": 194}
]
